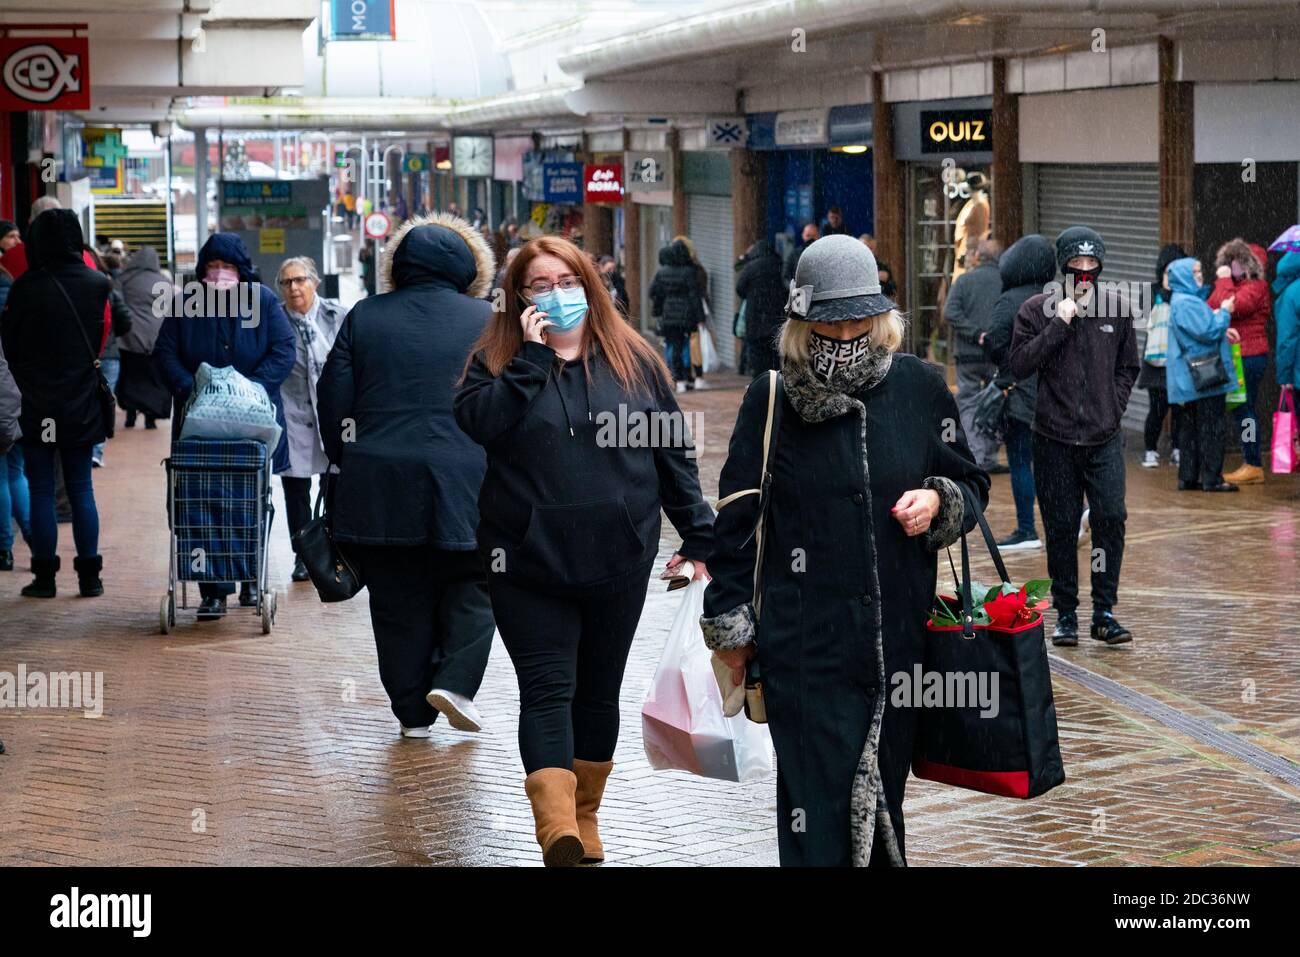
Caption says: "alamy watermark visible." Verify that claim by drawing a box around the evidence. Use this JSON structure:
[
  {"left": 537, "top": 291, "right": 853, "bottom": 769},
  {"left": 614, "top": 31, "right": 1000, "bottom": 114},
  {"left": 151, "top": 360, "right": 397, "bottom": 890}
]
[
  {"left": 0, "top": 665, "right": 104, "bottom": 718},
  {"left": 594, "top": 403, "right": 702, "bottom": 459},
  {"left": 890, "top": 665, "right": 1000, "bottom": 718}
]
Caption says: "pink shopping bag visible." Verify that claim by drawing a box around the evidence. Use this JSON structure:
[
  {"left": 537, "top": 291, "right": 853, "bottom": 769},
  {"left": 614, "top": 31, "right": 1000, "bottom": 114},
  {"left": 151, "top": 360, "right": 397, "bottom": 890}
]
[{"left": 1272, "top": 391, "right": 1298, "bottom": 474}]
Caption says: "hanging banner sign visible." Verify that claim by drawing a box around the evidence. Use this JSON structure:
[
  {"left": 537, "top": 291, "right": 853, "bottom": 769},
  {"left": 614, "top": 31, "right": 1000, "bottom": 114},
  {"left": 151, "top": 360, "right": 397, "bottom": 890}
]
[
  {"left": 402, "top": 153, "right": 429, "bottom": 173},
  {"left": 0, "top": 31, "right": 91, "bottom": 111},
  {"left": 542, "top": 162, "right": 583, "bottom": 204},
  {"left": 583, "top": 164, "right": 623, "bottom": 203},
  {"left": 330, "top": 0, "right": 396, "bottom": 41}
]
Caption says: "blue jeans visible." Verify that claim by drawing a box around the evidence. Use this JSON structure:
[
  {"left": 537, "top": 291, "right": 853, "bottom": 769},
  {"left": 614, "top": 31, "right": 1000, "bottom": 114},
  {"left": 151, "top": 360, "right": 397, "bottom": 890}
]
[
  {"left": 1234, "top": 353, "right": 1268, "bottom": 467},
  {"left": 662, "top": 328, "right": 693, "bottom": 383},
  {"left": 92, "top": 357, "right": 120, "bottom": 463},
  {"left": 1004, "top": 419, "right": 1038, "bottom": 536},
  {"left": 0, "top": 445, "right": 32, "bottom": 552},
  {"left": 23, "top": 444, "right": 99, "bottom": 561}
]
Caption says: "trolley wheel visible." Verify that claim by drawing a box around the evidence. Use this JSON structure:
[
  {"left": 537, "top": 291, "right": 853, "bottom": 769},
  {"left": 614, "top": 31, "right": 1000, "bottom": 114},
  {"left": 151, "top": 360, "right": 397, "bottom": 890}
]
[
  {"left": 261, "top": 590, "right": 277, "bottom": 635},
  {"left": 160, "top": 593, "right": 175, "bottom": 635}
]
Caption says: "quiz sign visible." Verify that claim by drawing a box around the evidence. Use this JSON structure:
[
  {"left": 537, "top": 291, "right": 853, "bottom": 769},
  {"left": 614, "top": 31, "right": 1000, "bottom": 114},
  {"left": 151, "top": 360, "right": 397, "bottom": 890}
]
[{"left": 0, "top": 32, "right": 91, "bottom": 111}]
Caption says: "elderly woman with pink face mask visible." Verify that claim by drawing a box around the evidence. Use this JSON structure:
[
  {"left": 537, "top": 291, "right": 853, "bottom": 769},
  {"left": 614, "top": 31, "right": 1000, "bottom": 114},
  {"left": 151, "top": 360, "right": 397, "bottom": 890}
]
[{"left": 154, "top": 231, "right": 296, "bottom": 619}]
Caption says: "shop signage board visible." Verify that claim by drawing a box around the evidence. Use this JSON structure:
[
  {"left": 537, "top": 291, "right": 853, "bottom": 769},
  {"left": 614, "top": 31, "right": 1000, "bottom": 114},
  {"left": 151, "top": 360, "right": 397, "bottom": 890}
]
[
  {"left": 0, "top": 30, "right": 91, "bottom": 111},
  {"left": 920, "top": 109, "right": 993, "bottom": 154},
  {"left": 542, "top": 162, "right": 584, "bottom": 204},
  {"left": 329, "top": 0, "right": 396, "bottom": 40},
  {"left": 706, "top": 116, "right": 749, "bottom": 148},
  {"left": 218, "top": 177, "right": 330, "bottom": 282},
  {"left": 774, "top": 109, "right": 829, "bottom": 147},
  {"left": 583, "top": 163, "right": 623, "bottom": 203},
  {"left": 82, "top": 127, "right": 126, "bottom": 195},
  {"left": 623, "top": 150, "right": 672, "bottom": 193}
]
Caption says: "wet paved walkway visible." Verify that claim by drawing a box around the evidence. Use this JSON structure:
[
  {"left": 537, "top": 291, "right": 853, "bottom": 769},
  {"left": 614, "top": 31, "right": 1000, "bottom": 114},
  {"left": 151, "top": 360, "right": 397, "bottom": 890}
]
[{"left": 1, "top": 376, "right": 1298, "bottom": 866}]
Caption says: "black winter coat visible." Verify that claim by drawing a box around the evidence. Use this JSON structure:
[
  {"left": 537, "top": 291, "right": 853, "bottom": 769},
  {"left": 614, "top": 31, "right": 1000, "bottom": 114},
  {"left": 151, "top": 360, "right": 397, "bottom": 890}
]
[
  {"left": 735, "top": 241, "right": 786, "bottom": 346},
  {"left": 318, "top": 215, "right": 494, "bottom": 549},
  {"left": 1008, "top": 287, "right": 1140, "bottom": 446},
  {"left": 944, "top": 262, "right": 1003, "bottom": 364},
  {"left": 0, "top": 210, "right": 110, "bottom": 449},
  {"left": 649, "top": 240, "right": 704, "bottom": 332},
  {"left": 985, "top": 235, "right": 1056, "bottom": 426},
  {"left": 702, "top": 355, "right": 988, "bottom": 866},
  {"left": 454, "top": 341, "right": 714, "bottom": 590}
]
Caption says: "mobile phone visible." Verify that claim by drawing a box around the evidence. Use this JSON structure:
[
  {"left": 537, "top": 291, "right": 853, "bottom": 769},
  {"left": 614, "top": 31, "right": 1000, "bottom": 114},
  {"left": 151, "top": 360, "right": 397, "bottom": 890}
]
[{"left": 743, "top": 657, "right": 767, "bottom": 724}]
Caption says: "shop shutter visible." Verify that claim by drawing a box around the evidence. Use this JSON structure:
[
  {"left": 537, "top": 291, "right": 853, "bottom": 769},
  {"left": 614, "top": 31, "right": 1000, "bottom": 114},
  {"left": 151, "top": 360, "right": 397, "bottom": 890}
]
[
  {"left": 1035, "top": 163, "right": 1159, "bottom": 434},
  {"left": 687, "top": 193, "right": 736, "bottom": 371}
]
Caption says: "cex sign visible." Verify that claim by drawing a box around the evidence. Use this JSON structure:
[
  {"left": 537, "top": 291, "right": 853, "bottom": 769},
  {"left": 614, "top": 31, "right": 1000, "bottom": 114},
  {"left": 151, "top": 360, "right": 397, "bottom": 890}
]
[{"left": 0, "top": 30, "right": 91, "bottom": 111}]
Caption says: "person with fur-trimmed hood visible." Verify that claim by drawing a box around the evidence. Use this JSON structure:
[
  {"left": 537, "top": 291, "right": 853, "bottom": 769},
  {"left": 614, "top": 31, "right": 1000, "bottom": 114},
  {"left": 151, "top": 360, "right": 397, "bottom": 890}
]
[
  {"left": 702, "top": 234, "right": 989, "bottom": 866},
  {"left": 317, "top": 213, "right": 498, "bottom": 742}
]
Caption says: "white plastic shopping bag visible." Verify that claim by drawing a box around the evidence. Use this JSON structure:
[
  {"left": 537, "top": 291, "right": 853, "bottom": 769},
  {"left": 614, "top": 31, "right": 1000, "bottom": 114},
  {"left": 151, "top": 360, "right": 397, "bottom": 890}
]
[
  {"left": 180, "top": 362, "right": 282, "bottom": 450},
  {"left": 699, "top": 324, "right": 722, "bottom": 374},
  {"left": 641, "top": 580, "right": 773, "bottom": 782}
]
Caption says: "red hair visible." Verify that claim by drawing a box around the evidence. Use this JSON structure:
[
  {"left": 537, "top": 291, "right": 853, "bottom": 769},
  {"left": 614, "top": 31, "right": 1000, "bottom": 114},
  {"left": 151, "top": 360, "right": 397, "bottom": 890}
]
[{"left": 461, "top": 235, "right": 671, "bottom": 395}]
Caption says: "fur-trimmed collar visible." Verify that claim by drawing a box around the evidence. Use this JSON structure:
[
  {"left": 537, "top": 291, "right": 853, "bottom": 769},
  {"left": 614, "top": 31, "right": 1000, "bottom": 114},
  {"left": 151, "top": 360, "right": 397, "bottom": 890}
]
[
  {"left": 781, "top": 347, "right": 893, "bottom": 424},
  {"left": 379, "top": 211, "right": 496, "bottom": 298}
]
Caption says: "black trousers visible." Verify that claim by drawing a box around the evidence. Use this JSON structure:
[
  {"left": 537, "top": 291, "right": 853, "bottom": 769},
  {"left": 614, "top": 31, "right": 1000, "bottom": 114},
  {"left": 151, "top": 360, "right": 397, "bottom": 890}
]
[
  {"left": 489, "top": 565, "right": 651, "bottom": 774},
  {"left": 350, "top": 544, "right": 495, "bottom": 728},
  {"left": 1033, "top": 433, "right": 1127, "bottom": 616},
  {"left": 1143, "top": 386, "right": 1185, "bottom": 454},
  {"left": 1178, "top": 395, "right": 1227, "bottom": 487},
  {"left": 281, "top": 475, "right": 314, "bottom": 553}
]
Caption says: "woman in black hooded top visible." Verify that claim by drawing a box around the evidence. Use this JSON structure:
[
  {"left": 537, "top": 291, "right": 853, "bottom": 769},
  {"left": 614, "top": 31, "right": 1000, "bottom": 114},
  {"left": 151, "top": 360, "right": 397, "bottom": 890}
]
[
  {"left": 0, "top": 209, "right": 111, "bottom": 598},
  {"left": 454, "top": 234, "right": 713, "bottom": 867}
]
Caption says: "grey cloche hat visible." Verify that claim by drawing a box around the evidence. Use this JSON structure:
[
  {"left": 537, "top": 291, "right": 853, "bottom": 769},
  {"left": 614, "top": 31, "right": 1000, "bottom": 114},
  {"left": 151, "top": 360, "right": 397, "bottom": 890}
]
[{"left": 784, "top": 233, "right": 898, "bottom": 323}]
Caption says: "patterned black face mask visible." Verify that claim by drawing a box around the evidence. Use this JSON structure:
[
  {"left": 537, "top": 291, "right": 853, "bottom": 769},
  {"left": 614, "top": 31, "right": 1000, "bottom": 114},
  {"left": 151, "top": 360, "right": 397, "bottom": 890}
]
[{"left": 810, "top": 330, "right": 874, "bottom": 380}]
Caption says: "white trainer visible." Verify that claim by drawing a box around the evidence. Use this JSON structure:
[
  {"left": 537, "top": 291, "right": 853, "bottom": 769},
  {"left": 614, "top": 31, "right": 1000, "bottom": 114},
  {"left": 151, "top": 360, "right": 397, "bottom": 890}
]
[
  {"left": 427, "top": 689, "right": 483, "bottom": 733},
  {"left": 1141, "top": 450, "right": 1159, "bottom": 468},
  {"left": 400, "top": 725, "right": 431, "bottom": 738}
]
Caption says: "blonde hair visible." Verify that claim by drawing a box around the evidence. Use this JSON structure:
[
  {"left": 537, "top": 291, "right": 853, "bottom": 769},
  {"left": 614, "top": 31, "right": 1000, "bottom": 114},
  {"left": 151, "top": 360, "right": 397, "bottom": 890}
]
[{"left": 779, "top": 310, "right": 905, "bottom": 365}]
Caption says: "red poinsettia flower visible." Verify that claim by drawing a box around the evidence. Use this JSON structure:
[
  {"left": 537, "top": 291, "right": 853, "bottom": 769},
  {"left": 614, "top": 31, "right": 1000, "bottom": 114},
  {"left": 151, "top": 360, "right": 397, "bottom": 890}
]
[{"left": 983, "top": 586, "right": 1028, "bottom": 629}]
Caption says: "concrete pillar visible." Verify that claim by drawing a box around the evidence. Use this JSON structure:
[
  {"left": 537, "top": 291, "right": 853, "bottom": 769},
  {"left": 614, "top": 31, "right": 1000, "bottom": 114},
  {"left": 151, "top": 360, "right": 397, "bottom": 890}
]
[
  {"left": 872, "top": 71, "right": 907, "bottom": 313},
  {"left": 1159, "top": 36, "right": 1194, "bottom": 251},
  {"left": 669, "top": 129, "right": 688, "bottom": 238},
  {"left": 194, "top": 126, "right": 208, "bottom": 243},
  {"left": 623, "top": 191, "right": 641, "bottom": 328},
  {"left": 991, "top": 57, "right": 1023, "bottom": 248},
  {"left": 582, "top": 143, "right": 614, "bottom": 258}
]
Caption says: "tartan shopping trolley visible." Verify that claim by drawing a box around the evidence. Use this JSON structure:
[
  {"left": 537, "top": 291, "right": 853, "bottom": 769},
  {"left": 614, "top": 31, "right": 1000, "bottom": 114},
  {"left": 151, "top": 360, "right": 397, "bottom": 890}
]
[{"left": 161, "top": 438, "right": 278, "bottom": 634}]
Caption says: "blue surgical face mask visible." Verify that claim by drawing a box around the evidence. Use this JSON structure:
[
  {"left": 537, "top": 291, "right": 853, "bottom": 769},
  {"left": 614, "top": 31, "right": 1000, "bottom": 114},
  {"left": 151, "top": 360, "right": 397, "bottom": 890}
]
[{"left": 533, "top": 285, "right": 588, "bottom": 331}]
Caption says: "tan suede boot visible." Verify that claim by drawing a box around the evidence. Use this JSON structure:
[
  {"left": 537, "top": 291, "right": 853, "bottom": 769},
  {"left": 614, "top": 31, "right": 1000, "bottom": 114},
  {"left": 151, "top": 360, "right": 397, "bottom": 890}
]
[
  {"left": 1223, "top": 463, "right": 1264, "bottom": 485},
  {"left": 524, "top": 768, "right": 585, "bottom": 867},
  {"left": 573, "top": 759, "right": 614, "bottom": 863}
]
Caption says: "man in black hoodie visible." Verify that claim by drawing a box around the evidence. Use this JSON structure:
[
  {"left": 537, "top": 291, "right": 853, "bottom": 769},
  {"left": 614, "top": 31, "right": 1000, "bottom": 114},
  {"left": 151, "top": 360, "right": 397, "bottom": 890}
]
[{"left": 1009, "top": 226, "right": 1140, "bottom": 647}]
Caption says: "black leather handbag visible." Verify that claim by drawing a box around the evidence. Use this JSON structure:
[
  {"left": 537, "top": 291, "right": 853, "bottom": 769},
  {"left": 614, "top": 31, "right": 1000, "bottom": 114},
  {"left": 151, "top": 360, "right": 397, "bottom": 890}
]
[
  {"left": 1187, "top": 351, "right": 1230, "bottom": 393},
  {"left": 972, "top": 379, "right": 1011, "bottom": 438},
  {"left": 291, "top": 478, "right": 363, "bottom": 602}
]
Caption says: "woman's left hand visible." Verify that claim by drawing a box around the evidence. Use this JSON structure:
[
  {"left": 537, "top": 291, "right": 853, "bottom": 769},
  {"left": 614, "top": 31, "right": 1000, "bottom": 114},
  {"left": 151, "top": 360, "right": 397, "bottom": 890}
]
[
  {"left": 1226, "top": 327, "right": 1241, "bottom": 344},
  {"left": 892, "top": 489, "right": 941, "bottom": 537},
  {"left": 665, "top": 553, "right": 710, "bottom": 581}
]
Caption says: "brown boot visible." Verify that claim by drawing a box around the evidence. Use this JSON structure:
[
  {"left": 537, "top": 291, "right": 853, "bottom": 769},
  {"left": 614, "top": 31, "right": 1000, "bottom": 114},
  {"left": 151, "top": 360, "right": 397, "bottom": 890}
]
[
  {"left": 573, "top": 759, "right": 614, "bottom": 863},
  {"left": 524, "top": 768, "right": 585, "bottom": 867},
  {"left": 1223, "top": 463, "right": 1264, "bottom": 485}
]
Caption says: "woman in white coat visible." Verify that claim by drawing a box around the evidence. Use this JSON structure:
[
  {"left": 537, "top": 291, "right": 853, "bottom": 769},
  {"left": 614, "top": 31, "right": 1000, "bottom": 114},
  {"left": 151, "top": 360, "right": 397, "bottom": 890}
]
[{"left": 276, "top": 256, "right": 346, "bottom": 581}]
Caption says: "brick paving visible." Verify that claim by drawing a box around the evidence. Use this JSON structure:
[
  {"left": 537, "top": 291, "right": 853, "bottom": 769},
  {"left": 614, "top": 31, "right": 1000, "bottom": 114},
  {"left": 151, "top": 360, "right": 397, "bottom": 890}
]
[{"left": 1, "top": 378, "right": 1298, "bottom": 866}]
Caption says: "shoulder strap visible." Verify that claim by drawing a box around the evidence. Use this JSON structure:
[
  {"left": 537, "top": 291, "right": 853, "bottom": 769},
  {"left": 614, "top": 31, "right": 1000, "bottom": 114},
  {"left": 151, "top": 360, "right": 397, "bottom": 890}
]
[
  {"left": 45, "top": 271, "right": 102, "bottom": 372},
  {"left": 716, "top": 369, "right": 782, "bottom": 510}
]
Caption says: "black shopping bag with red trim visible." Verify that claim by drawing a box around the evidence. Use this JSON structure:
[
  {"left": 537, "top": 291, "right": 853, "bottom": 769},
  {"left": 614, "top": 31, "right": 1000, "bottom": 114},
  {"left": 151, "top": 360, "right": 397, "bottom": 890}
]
[{"left": 911, "top": 489, "right": 1065, "bottom": 799}]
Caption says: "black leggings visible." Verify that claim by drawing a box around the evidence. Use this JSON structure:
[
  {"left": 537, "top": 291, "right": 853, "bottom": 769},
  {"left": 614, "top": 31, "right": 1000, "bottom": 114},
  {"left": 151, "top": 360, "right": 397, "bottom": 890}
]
[
  {"left": 281, "top": 475, "right": 314, "bottom": 551},
  {"left": 489, "top": 565, "right": 651, "bottom": 774}
]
